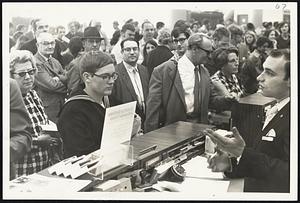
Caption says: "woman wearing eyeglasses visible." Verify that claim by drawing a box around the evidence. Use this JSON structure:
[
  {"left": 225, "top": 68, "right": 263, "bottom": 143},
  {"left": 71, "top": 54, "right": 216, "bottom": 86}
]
[
  {"left": 57, "top": 51, "right": 117, "bottom": 158},
  {"left": 10, "top": 50, "right": 60, "bottom": 177},
  {"left": 210, "top": 47, "right": 245, "bottom": 110}
]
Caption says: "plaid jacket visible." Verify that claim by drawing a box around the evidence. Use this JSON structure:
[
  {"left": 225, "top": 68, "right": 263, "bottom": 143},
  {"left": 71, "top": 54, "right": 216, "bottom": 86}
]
[
  {"left": 15, "top": 90, "right": 51, "bottom": 177},
  {"left": 211, "top": 71, "right": 245, "bottom": 97}
]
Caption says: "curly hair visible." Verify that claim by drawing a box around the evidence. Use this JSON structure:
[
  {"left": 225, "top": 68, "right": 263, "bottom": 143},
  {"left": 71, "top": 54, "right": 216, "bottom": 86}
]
[
  {"left": 10, "top": 50, "right": 37, "bottom": 77},
  {"left": 212, "top": 46, "right": 239, "bottom": 70}
]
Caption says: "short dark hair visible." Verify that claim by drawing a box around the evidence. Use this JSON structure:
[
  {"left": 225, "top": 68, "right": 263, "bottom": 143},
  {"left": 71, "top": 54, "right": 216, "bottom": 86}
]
[
  {"left": 171, "top": 27, "right": 190, "bottom": 39},
  {"left": 156, "top": 22, "right": 165, "bottom": 29},
  {"left": 212, "top": 46, "right": 239, "bottom": 70},
  {"left": 142, "top": 39, "right": 158, "bottom": 60},
  {"left": 228, "top": 24, "right": 243, "bottom": 36},
  {"left": 68, "top": 36, "right": 83, "bottom": 57},
  {"left": 121, "top": 23, "right": 135, "bottom": 33},
  {"left": 141, "top": 21, "right": 153, "bottom": 29},
  {"left": 256, "top": 36, "right": 273, "bottom": 48},
  {"left": 120, "top": 38, "right": 139, "bottom": 50},
  {"left": 212, "top": 27, "right": 230, "bottom": 41},
  {"left": 264, "top": 29, "right": 279, "bottom": 39},
  {"left": 79, "top": 51, "right": 114, "bottom": 77},
  {"left": 268, "top": 49, "right": 290, "bottom": 80},
  {"left": 277, "top": 21, "right": 290, "bottom": 33}
]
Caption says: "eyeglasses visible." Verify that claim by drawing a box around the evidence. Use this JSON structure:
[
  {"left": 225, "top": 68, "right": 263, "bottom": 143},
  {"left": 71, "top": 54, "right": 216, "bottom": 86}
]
[
  {"left": 93, "top": 72, "right": 118, "bottom": 81},
  {"left": 87, "top": 39, "right": 102, "bottom": 44},
  {"left": 40, "top": 41, "right": 56, "bottom": 46},
  {"left": 12, "top": 69, "right": 36, "bottom": 77},
  {"left": 123, "top": 47, "right": 139, "bottom": 52},
  {"left": 174, "top": 38, "right": 186, "bottom": 44},
  {"left": 196, "top": 46, "right": 212, "bottom": 55}
]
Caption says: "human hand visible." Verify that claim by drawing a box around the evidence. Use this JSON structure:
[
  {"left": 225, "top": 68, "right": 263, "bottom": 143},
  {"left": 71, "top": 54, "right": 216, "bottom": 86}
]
[
  {"left": 207, "top": 149, "right": 231, "bottom": 172},
  {"left": 131, "top": 114, "right": 142, "bottom": 138},
  {"left": 38, "top": 132, "right": 59, "bottom": 147},
  {"left": 203, "top": 127, "right": 245, "bottom": 157}
]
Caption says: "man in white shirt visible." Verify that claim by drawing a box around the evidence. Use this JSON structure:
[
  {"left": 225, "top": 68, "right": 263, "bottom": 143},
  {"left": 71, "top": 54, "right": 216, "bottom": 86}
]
[
  {"left": 144, "top": 33, "right": 234, "bottom": 133},
  {"left": 111, "top": 23, "right": 136, "bottom": 65},
  {"left": 110, "top": 38, "right": 150, "bottom": 129},
  {"left": 138, "top": 21, "right": 157, "bottom": 64},
  {"left": 204, "top": 49, "right": 290, "bottom": 192}
]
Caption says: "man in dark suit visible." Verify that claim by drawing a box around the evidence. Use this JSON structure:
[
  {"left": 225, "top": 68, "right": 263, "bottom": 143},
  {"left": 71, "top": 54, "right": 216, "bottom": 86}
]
[
  {"left": 204, "top": 49, "right": 290, "bottom": 192},
  {"left": 144, "top": 33, "right": 234, "bottom": 133},
  {"left": 145, "top": 28, "right": 176, "bottom": 76},
  {"left": 109, "top": 38, "right": 149, "bottom": 129}
]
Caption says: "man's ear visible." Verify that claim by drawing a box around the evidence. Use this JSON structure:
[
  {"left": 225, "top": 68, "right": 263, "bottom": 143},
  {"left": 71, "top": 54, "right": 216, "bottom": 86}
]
[{"left": 82, "top": 72, "right": 92, "bottom": 83}]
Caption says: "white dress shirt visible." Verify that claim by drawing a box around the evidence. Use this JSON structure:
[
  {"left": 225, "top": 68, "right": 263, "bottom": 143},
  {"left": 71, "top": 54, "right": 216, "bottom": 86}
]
[{"left": 177, "top": 55, "right": 200, "bottom": 113}]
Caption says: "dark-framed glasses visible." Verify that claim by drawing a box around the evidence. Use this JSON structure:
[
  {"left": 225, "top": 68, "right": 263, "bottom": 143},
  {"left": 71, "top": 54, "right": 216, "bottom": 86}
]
[
  {"left": 123, "top": 47, "right": 139, "bottom": 52},
  {"left": 41, "top": 41, "right": 56, "bottom": 46},
  {"left": 196, "top": 46, "right": 212, "bottom": 55},
  {"left": 93, "top": 72, "right": 118, "bottom": 81},
  {"left": 174, "top": 37, "right": 186, "bottom": 44},
  {"left": 12, "top": 69, "right": 37, "bottom": 77}
]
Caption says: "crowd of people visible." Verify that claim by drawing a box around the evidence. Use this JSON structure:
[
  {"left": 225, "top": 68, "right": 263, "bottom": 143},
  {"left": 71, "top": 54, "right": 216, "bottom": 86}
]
[{"left": 9, "top": 16, "right": 290, "bottom": 193}]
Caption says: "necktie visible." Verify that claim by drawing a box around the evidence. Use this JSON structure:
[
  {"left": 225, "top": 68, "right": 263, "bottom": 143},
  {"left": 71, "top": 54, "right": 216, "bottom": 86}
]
[
  {"left": 132, "top": 69, "right": 145, "bottom": 113},
  {"left": 193, "top": 66, "right": 200, "bottom": 114},
  {"left": 263, "top": 104, "right": 279, "bottom": 129}
]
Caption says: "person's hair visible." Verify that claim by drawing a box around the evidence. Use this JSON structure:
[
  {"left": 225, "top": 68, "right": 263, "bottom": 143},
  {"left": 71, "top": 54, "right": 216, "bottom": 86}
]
[
  {"left": 202, "top": 18, "right": 209, "bottom": 25},
  {"left": 190, "top": 22, "right": 199, "bottom": 29},
  {"left": 246, "top": 23, "right": 255, "bottom": 31},
  {"left": 36, "top": 32, "right": 54, "bottom": 44},
  {"left": 228, "top": 24, "right": 243, "bottom": 36},
  {"left": 141, "top": 21, "right": 153, "bottom": 30},
  {"left": 121, "top": 23, "right": 135, "bottom": 33},
  {"left": 32, "top": 18, "right": 42, "bottom": 32},
  {"left": 142, "top": 39, "right": 158, "bottom": 59},
  {"left": 212, "top": 46, "right": 239, "bottom": 70},
  {"left": 120, "top": 38, "right": 139, "bottom": 50},
  {"left": 256, "top": 36, "right": 273, "bottom": 48},
  {"left": 13, "top": 31, "right": 24, "bottom": 42},
  {"left": 212, "top": 27, "right": 230, "bottom": 41},
  {"left": 244, "top": 31, "right": 257, "bottom": 46},
  {"left": 15, "top": 34, "right": 30, "bottom": 50},
  {"left": 16, "top": 24, "right": 25, "bottom": 32},
  {"left": 268, "top": 49, "right": 290, "bottom": 80},
  {"left": 68, "top": 36, "right": 83, "bottom": 57},
  {"left": 56, "top": 25, "right": 65, "bottom": 32},
  {"left": 173, "top": 20, "right": 190, "bottom": 33},
  {"left": 171, "top": 27, "right": 190, "bottom": 39},
  {"left": 68, "top": 20, "right": 80, "bottom": 29},
  {"left": 264, "top": 28, "right": 279, "bottom": 39},
  {"left": 277, "top": 21, "right": 290, "bottom": 33},
  {"left": 79, "top": 51, "right": 114, "bottom": 77},
  {"left": 157, "top": 28, "right": 172, "bottom": 45},
  {"left": 156, "top": 22, "right": 165, "bottom": 29},
  {"left": 9, "top": 50, "right": 37, "bottom": 76}
]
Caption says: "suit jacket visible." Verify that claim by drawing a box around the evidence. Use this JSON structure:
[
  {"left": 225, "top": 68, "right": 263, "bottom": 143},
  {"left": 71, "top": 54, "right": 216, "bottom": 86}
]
[
  {"left": 226, "top": 102, "right": 290, "bottom": 192},
  {"left": 146, "top": 45, "right": 173, "bottom": 76},
  {"left": 109, "top": 62, "right": 150, "bottom": 125},
  {"left": 144, "top": 59, "right": 231, "bottom": 133},
  {"left": 34, "top": 52, "right": 67, "bottom": 123}
]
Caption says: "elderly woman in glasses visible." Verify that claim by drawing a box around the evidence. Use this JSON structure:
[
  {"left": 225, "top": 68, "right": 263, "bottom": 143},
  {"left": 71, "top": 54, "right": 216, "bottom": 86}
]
[
  {"left": 10, "top": 50, "right": 61, "bottom": 177},
  {"left": 210, "top": 47, "right": 245, "bottom": 111},
  {"left": 57, "top": 51, "right": 118, "bottom": 158}
]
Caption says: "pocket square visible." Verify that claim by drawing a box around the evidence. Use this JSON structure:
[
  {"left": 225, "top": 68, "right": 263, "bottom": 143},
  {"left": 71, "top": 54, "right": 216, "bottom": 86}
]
[
  {"left": 266, "top": 129, "right": 276, "bottom": 137},
  {"left": 262, "top": 136, "right": 274, "bottom": 142}
]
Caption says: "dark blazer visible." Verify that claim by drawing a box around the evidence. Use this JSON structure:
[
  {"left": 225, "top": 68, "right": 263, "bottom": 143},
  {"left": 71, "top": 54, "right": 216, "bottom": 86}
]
[
  {"left": 144, "top": 59, "right": 231, "bottom": 133},
  {"left": 146, "top": 45, "right": 173, "bottom": 76},
  {"left": 226, "top": 102, "right": 290, "bottom": 192},
  {"left": 109, "top": 62, "right": 150, "bottom": 125}
]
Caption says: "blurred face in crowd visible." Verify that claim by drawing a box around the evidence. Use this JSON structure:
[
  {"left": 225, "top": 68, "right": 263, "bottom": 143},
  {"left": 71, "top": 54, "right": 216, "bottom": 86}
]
[
  {"left": 257, "top": 56, "right": 290, "bottom": 100},
  {"left": 122, "top": 40, "right": 140, "bottom": 66},
  {"left": 213, "top": 36, "right": 230, "bottom": 49},
  {"left": 280, "top": 23, "right": 289, "bottom": 34},
  {"left": 145, "top": 43, "right": 156, "bottom": 54},
  {"left": 173, "top": 33, "right": 188, "bottom": 56},
  {"left": 122, "top": 29, "right": 135, "bottom": 39},
  {"left": 83, "top": 38, "right": 101, "bottom": 52},
  {"left": 84, "top": 64, "right": 116, "bottom": 97},
  {"left": 245, "top": 33, "right": 255, "bottom": 44},
  {"left": 69, "top": 22, "right": 77, "bottom": 34},
  {"left": 57, "top": 27, "right": 66, "bottom": 39},
  {"left": 37, "top": 33, "right": 56, "bottom": 57},
  {"left": 190, "top": 37, "right": 213, "bottom": 66},
  {"left": 142, "top": 22, "right": 155, "bottom": 41},
  {"left": 12, "top": 61, "right": 36, "bottom": 95},
  {"left": 35, "top": 19, "right": 49, "bottom": 37},
  {"left": 231, "top": 34, "right": 243, "bottom": 46},
  {"left": 257, "top": 42, "right": 271, "bottom": 55},
  {"left": 222, "top": 52, "right": 239, "bottom": 76},
  {"left": 268, "top": 30, "right": 277, "bottom": 40},
  {"left": 191, "top": 24, "right": 199, "bottom": 33}
]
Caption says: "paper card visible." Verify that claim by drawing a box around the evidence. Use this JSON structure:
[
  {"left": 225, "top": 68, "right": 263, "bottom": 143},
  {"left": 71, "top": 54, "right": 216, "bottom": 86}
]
[
  {"left": 40, "top": 120, "right": 58, "bottom": 132},
  {"left": 101, "top": 101, "right": 136, "bottom": 154},
  {"left": 48, "top": 156, "right": 76, "bottom": 174}
]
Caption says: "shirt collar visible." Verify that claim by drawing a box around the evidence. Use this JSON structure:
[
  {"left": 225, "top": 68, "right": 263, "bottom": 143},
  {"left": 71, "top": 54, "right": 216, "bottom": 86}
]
[
  {"left": 178, "top": 54, "right": 195, "bottom": 70},
  {"left": 123, "top": 61, "right": 138, "bottom": 73},
  {"left": 38, "top": 51, "right": 50, "bottom": 61},
  {"left": 276, "top": 97, "right": 290, "bottom": 111}
]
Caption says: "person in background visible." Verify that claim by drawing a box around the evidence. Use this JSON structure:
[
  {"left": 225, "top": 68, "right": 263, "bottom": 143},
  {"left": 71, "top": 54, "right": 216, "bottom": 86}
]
[
  {"left": 110, "top": 21, "right": 121, "bottom": 46},
  {"left": 246, "top": 22, "right": 256, "bottom": 33},
  {"left": 55, "top": 26, "right": 68, "bottom": 53},
  {"left": 89, "top": 19, "right": 109, "bottom": 52},
  {"left": 190, "top": 22, "right": 200, "bottom": 35},
  {"left": 244, "top": 30, "right": 257, "bottom": 53},
  {"left": 139, "top": 21, "right": 156, "bottom": 61},
  {"left": 23, "top": 19, "right": 37, "bottom": 41},
  {"left": 65, "top": 20, "right": 83, "bottom": 39},
  {"left": 58, "top": 51, "right": 116, "bottom": 158},
  {"left": 240, "top": 36, "right": 273, "bottom": 94},
  {"left": 170, "top": 27, "right": 190, "bottom": 62},
  {"left": 10, "top": 34, "right": 30, "bottom": 52},
  {"left": 10, "top": 50, "right": 61, "bottom": 178},
  {"left": 264, "top": 28, "right": 279, "bottom": 49},
  {"left": 111, "top": 23, "right": 136, "bottom": 65},
  {"left": 204, "top": 49, "right": 290, "bottom": 193},
  {"left": 141, "top": 39, "right": 158, "bottom": 67},
  {"left": 34, "top": 32, "right": 68, "bottom": 123},
  {"left": 10, "top": 78, "right": 32, "bottom": 180},
  {"left": 199, "top": 19, "right": 210, "bottom": 34},
  {"left": 61, "top": 36, "right": 83, "bottom": 68},
  {"left": 146, "top": 28, "right": 176, "bottom": 76},
  {"left": 153, "top": 21, "right": 165, "bottom": 39},
  {"left": 276, "top": 21, "right": 290, "bottom": 49}
]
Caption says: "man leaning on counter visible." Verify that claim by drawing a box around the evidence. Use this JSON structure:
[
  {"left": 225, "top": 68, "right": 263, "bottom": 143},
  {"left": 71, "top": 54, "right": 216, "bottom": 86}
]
[{"left": 204, "top": 49, "right": 290, "bottom": 193}]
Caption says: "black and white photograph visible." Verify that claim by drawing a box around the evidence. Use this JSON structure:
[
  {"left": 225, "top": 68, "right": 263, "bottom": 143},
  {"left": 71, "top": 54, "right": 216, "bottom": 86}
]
[{"left": 2, "top": 2, "right": 297, "bottom": 200}]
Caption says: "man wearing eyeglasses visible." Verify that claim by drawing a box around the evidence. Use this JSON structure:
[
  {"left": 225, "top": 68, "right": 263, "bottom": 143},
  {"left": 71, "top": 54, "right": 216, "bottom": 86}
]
[
  {"left": 34, "top": 32, "right": 67, "bottom": 123},
  {"left": 171, "top": 27, "right": 190, "bottom": 61},
  {"left": 110, "top": 38, "right": 150, "bottom": 131},
  {"left": 145, "top": 33, "right": 234, "bottom": 133}
]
